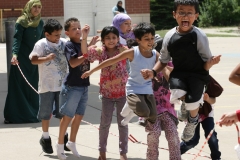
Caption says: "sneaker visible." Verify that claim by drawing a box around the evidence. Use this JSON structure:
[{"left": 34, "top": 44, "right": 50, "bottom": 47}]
[
  {"left": 56, "top": 143, "right": 67, "bottom": 160},
  {"left": 39, "top": 136, "right": 53, "bottom": 154},
  {"left": 181, "top": 121, "right": 198, "bottom": 142},
  {"left": 177, "top": 101, "right": 189, "bottom": 122},
  {"left": 64, "top": 134, "right": 70, "bottom": 151}
]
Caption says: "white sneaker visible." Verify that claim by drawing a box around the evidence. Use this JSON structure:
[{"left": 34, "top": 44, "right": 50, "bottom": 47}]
[
  {"left": 66, "top": 142, "right": 81, "bottom": 158},
  {"left": 181, "top": 121, "right": 198, "bottom": 142},
  {"left": 56, "top": 143, "right": 67, "bottom": 160}
]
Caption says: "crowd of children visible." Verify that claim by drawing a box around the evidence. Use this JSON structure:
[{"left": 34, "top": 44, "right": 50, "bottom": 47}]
[{"left": 7, "top": 0, "right": 240, "bottom": 160}]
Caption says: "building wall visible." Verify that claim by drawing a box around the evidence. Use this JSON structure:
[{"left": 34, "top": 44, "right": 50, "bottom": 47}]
[
  {"left": 0, "top": 0, "right": 63, "bottom": 18},
  {"left": 125, "top": 0, "right": 150, "bottom": 14}
]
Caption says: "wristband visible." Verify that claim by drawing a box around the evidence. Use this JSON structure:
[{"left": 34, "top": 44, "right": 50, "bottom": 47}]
[
  {"left": 82, "top": 53, "right": 88, "bottom": 59},
  {"left": 152, "top": 69, "right": 157, "bottom": 77}
]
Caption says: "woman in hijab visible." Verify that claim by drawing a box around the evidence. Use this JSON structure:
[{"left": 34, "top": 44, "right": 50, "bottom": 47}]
[
  {"left": 112, "top": 1, "right": 127, "bottom": 16},
  {"left": 4, "top": 0, "right": 44, "bottom": 124},
  {"left": 112, "top": 13, "right": 135, "bottom": 45}
]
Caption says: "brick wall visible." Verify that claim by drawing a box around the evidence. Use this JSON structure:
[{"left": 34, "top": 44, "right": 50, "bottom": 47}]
[
  {"left": 0, "top": 0, "right": 63, "bottom": 18},
  {"left": 125, "top": 0, "right": 150, "bottom": 14}
]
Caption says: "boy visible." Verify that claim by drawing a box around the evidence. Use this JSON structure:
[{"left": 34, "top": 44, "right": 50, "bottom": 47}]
[
  {"left": 141, "top": 0, "right": 221, "bottom": 142},
  {"left": 180, "top": 76, "right": 222, "bottom": 160},
  {"left": 29, "top": 19, "right": 68, "bottom": 154},
  {"left": 55, "top": 17, "right": 90, "bottom": 160}
]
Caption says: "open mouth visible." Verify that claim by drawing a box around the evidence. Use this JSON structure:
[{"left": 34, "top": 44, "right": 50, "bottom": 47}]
[{"left": 181, "top": 21, "right": 189, "bottom": 27}]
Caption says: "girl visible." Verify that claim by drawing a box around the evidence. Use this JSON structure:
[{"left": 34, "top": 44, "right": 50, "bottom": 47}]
[
  {"left": 147, "top": 62, "right": 181, "bottom": 160},
  {"left": 81, "top": 22, "right": 159, "bottom": 133},
  {"left": 112, "top": 13, "right": 135, "bottom": 45},
  {"left": 81, "top": 26, "right": 129, "bottom": 160}
]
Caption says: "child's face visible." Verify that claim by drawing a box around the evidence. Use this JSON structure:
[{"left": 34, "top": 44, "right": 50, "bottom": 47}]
[
  {"left": 45, "top": 29, "right": 62, "bottom": 43},
  {"left": 136, "top": 33, "right": 155, "bottom": 51},
  {"left": 173, "top": 5, "right": 199, "bottom": 33},
  {"left": 65, "top": 21, "right": 82, "bottom": 40},
  {"left": 102, "top": 33, "right": 119, "bottom": 49},
  {"left": 120, "top": 19, "right": 132, "bottom": 34},
  {"left": 30, "top": 5, "right": 42, "bottom": 17}
]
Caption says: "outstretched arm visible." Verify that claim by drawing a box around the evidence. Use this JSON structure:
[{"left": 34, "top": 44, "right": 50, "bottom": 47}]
[
  {"left": 229, "top": 63, "right": 240, "bottom": 86},
  {"left": 81, "top": 49, "right": 133, "bottom": 78},
  {"left": 217, "top": 111, "right": 240, "bottom": 127}
]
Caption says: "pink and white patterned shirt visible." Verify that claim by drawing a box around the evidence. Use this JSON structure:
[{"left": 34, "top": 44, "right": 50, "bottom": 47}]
[{"left": 87, "top": 44, "right": 128, "bottom": 99}]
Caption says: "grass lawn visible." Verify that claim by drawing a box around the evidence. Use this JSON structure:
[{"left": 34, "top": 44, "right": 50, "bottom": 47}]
[{"left": 156, "top": 30, "right": 240, "bottom": 37}]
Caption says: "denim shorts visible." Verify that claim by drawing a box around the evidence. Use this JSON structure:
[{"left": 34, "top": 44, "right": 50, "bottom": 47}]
[
  {"left": 38, "top": 91, "right": 61, "bottom": 120},
  {"left": 59, "top": 85, "right": 88, "bottom": 118}
]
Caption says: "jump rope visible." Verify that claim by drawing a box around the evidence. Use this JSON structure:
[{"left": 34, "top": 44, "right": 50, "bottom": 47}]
[{"left": 16, "top": 63, "right": 239, "bottom": 160}]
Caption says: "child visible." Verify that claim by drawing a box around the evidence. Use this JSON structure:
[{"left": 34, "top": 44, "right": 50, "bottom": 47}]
[
  {"left": 81, "top": 22, "right": 158, "bottom": 130},
  {"left": 81, "top": 26, "right": 129, "bottom": 160},
  {"left": 218, "top": 63, "right": 240, "bottom": 126},
  {"left": 180, "top": 75, "right": 222, "bottom": 160},
  {"left": 147, "top": 61, "right": 181, "bottom": 160},
  {"left": 56, "top": 17, "right": 90, "bottom": 160},
  {"left": 141, "top": 0, "right": 221, "bottom": 142},
  {"left": 29, "top": 19, "right": 68, "bottom": 154}
]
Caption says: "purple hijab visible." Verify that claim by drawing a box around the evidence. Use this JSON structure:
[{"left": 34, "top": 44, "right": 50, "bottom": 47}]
[{"left": 112, "top": 13, "right": 135, "bottom": 40}]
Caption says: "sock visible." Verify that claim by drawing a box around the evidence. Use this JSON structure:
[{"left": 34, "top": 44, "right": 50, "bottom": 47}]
[
  {"left": 56, "top": 144, "right": 66, "bottom": 160},
  {"left": 66, "top": 141, "right": 80, "bottom": 158},
  {"left": 121, "top": 110, "right": 136, "bottom": 126},
  {"left": 188, "top": 114, "right": 199, "bottom": 124},
  {"left": 42, "top": 132, "right": 49, "bottom": 139}
]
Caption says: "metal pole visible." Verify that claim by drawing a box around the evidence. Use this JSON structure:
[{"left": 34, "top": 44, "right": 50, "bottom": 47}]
[{"left": 5, "top": 20, "right": 15, "bottom": 81}]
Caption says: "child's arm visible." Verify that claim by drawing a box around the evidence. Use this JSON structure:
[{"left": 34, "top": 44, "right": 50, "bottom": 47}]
[
  {"left": 141, "top": 61, "right": 167, "bottom": 80},
  {"left": 229, "top": 63, "right": 240, "bottom": 86},
  {"left": 203, "top": 93, "right": 216, "bottom": 105},
  {"left": 31, "top": 53, "right": 55, "bottom": 65},
  {"left": 218, "top": 111, "right": 240, "bottom": 127},
  {"left": 81, "top": 49, "right": 133, "bottom": 78},
  {"left": 204, "top": 55, "right": 221, "bottom": 70},
  {"left": 68, "top": 25, "right": 90, "bottom": 68}
]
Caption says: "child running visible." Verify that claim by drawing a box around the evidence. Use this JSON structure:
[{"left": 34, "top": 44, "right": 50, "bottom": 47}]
[
  {"left": 81, "top": 22, "right": 158, "bottom": 131},
  {"left": 141, "top": 0, "right": 221, "bottom": 142},
  {"left": 81, "top": 26, "right": 129, "bottom": 160},
  {"left": 147, "top": 61, "right": 181, "bottom": 160},
  {"left": 29, "top": 19, "right": 68, "bottom": 154},
  {"left": 56, "top": 17, "right": 90, "bottom": 160}
]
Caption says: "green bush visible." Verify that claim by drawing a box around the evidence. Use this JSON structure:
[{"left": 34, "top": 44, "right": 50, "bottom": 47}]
[{"left": 199, "top": 0, "right": 240, "bottom": 27}]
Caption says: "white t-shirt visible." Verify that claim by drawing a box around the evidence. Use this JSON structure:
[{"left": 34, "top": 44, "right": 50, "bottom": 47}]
[{"left": 29, "top": 38, "right": 68, "bottom": 93}]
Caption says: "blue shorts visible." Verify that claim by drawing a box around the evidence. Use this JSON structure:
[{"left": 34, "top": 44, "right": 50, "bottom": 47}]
[
  {"left": 38, "top": 91, "right": 62, "bottom": 120},
  {"left": 59, "top": 85, "right": 88, "bottom": 118}
]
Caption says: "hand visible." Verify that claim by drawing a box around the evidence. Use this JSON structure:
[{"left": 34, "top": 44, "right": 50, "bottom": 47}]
[
  {"left": 141, "top": 69, "right": 153, "bottom": 79},
  {"left": 217, "top": 111, "right": 239, "bottom": 127},
  {"left": 89, "top": 36, "right": 100, "bottom": 45},
  {"left": 203, "top": 93, "right": 209, "bottom": 101},
  {"left": 46, "top": 53, "right": 56, "bottom": 61},
  {"left": 11, "top": 55, "right": 19, "bottom": 65},
  {"left": 81, "top": 70, "right": 92, "bottom": 79},
  {"left": 82, "top": 24, "right": 90, "bottom": 39},
  {"left": 209, "top": 55, "right": 221, "bottom": 66}
]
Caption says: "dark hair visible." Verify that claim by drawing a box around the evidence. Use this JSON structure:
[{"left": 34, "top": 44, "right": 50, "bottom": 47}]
[
  {"left": 173, "top": 0, "right": 199, "bottom": 13},
  {"left": 117, "top": 1, "right": 122, "bottom": 5},
  {"left": 101, "top": 26, "right": 119, "bottom": 40},
  {"left": 44, "top": 19, "right": 62, "bottom": 35},
  {"left": 64, "top": 17, "right": 79, "bottom": 31},
  {"left": 154, "top": 39, "right": 163, "bottom": 52},
  {"left": 133, "top": 22, "right": 155, "bottom": 40},
  {"left": 126, "top": 39, "right": 138, "bottom": 48}
]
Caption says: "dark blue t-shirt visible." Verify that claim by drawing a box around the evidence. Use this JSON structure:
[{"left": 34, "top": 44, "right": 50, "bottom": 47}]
[{"left": 64, "top": 41, "right": 90, "bottom": 87}]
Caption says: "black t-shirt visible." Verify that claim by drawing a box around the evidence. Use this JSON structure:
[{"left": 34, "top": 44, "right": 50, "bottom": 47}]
[{"left": 64, "top": 41, "right": 90, "bottom": 87}]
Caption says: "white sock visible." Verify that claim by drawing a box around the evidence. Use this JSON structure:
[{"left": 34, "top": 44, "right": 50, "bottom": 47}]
[
  {"left": 120, "top": 103, "right": 132, "bottom": 117},
  {"left": 66, "top": 141, "right": 80, "bottom": 158},
  {"left": 56, "top": 143, "right": 66, "bottom": 160},
  {"left": 121, "top": 110, "right": 136, "bottom": 126},
  {"left": 42, "top": 132, "right": 49, "bottom": 139}
]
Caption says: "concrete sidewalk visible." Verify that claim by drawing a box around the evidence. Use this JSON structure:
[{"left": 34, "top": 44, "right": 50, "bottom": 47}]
[{"left": 0, "top": 36, "right": 240, "bottom": 160}]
